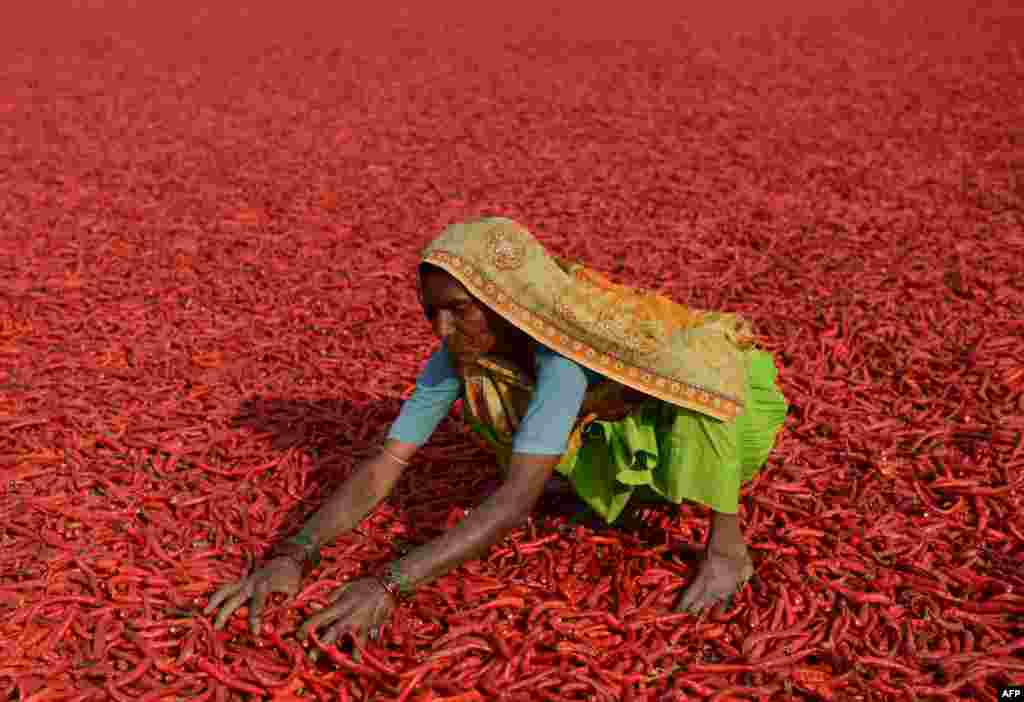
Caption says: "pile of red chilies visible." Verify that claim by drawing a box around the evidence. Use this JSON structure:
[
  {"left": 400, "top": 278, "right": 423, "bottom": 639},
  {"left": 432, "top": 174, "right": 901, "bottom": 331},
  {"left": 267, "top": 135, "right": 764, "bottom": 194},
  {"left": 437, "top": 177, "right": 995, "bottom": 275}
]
[
  {"left": 3, "top": 70, "right": 1023, "bottom": 701},
  {"left": 2, "top": 351, "right": 1022, "bottom": 701}
]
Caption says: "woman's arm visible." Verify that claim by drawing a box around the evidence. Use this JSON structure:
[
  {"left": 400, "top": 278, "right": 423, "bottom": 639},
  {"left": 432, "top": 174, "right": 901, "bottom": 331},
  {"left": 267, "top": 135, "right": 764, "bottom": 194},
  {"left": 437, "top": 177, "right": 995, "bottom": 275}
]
[
  {"left": 206, "top": 439, "right": 419, "bottom": 635},
  {"left": 289, "top": 453, "right": 561, "bottom": 648},
  {"left": 390, "top": 452, "right": 562, "bottom": 590},
  {"left": 391, "top": 348, "right": 587, "bottom": 589},
  {"left": 295, "top": 439, "right": 417, "bottom": 549}
]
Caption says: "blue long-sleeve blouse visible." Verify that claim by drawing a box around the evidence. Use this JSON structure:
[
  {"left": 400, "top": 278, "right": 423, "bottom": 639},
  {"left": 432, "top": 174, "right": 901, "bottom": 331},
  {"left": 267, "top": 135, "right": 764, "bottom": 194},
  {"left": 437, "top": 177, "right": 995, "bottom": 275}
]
[{"left": 386, "top": 340, "right": 605, "bottom": 455}]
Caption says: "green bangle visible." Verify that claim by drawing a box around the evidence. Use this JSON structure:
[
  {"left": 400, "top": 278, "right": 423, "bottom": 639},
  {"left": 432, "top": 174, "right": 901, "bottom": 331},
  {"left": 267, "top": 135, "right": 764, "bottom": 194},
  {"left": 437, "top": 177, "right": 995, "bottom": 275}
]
[
  {"left": 378, "top": 561, "right": 414, "bottom": 598},
  {"left": 288, "top": 534, "right": 322, "bottom": 568}
]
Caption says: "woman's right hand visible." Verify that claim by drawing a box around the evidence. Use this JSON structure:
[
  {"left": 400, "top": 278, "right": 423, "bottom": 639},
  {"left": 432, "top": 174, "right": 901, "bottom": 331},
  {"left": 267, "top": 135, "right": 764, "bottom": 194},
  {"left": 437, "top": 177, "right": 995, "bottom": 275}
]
[{"left": 204, "top": 557, "right": 303, "bottom": 636}]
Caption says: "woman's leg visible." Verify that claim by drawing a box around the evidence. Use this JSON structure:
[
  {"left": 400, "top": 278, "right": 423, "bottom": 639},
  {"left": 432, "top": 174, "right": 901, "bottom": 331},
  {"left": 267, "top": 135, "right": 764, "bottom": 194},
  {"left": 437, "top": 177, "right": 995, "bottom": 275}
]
[
  {"left": 675, "top": 510, "right": 754, "bottom": 612},
  {"left": 673, "top": 351, "right": 786, "bottom": 611}
]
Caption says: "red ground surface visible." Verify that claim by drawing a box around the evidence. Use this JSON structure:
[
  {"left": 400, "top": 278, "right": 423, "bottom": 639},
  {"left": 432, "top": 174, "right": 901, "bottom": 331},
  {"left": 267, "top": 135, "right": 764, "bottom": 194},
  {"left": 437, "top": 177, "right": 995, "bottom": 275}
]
[{"left": 2, "top": 1, "right": 1023, "bottom": 700}]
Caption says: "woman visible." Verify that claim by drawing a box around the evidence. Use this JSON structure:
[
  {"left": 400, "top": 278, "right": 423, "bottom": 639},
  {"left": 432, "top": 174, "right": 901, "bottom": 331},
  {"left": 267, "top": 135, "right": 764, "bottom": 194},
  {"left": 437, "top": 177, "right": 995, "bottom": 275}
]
[{"left": 205, "top": 217, "right": 788, "bottom": 648}]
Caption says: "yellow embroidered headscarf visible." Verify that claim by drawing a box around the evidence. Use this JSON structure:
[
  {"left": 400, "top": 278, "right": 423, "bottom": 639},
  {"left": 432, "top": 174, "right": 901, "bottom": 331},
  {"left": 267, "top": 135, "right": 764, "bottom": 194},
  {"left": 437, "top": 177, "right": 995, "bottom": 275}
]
[{"left": 420, "top": 218, "right": 757, "bottom": 422}]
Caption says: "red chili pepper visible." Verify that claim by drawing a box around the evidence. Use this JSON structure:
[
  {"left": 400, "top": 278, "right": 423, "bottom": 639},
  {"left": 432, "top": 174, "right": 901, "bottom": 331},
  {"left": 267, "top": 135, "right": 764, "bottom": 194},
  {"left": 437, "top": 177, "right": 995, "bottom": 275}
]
[
  {"left": 350, "top": 638, "right": 401, "bottom": 678},
  {"left": 510, "top": 627, "right": 552, "bottom": 676},
  {"left": 242, "top": 658, "right": 291, "bottom": 689},
  {"left": 473, "top": 596, "right": 526, "bottom": 612},
  {"left": 824, "top": 581, "right": 894, "bottom": 606},
  {"left": 666, "top": 673, "right": 717, "bottom": 698},
  {"left": 525, "top": 599, "right": 569, "bottom": 623},
  {"left": 768, "top": 592, "right": 789, "bottom": 634},
  {"left": 430, "top": 614, "right": 500, "bottom": 651},
  {"left": 856, "top": 654, "right": 929, "bottom": 683},
  {"left": 394, "top": 667, "right": 429, "bottom": 702},
  {"left": 193, "top": 658, "right": 267, "bottom": 697},
  {"left": 426, "top": 641, "right": 493, "bottom": 665},
  {"left": 106, "top": 654, "right": 153, "bottom": 695}
]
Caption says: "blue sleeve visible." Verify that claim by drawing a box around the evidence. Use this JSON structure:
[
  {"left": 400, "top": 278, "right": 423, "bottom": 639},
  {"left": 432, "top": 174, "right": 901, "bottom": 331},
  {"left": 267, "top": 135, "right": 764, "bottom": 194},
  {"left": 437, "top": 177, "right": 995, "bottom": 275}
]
[
  {"left": 511, "top": 345, "right": 597, "bottom": 455},
  {"left": 385, "top": 341, "right": 462, "bottom": 447}
]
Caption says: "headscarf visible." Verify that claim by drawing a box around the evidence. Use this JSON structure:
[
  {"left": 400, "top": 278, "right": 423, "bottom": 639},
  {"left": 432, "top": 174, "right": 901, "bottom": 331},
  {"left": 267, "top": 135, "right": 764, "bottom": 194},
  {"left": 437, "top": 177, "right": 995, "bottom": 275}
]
[{"left": 419, "top": 217, "right": 757, "bottom": 423}]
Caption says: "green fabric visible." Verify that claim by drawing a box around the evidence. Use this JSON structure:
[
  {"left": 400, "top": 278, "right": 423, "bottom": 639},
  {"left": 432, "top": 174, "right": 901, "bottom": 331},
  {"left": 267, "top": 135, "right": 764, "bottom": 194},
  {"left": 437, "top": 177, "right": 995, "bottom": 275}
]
[{"left": 553, "top": 349, "right": 788, "bottom": 522}]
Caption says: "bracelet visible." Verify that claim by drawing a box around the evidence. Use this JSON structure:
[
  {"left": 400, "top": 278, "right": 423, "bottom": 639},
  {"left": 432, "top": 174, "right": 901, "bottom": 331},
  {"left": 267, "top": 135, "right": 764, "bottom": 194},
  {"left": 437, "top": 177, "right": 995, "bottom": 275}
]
[
  {"left": 376, "top": 561, "right": 413, "bottom": 600},
  {"left": 381, "top": 447, "right": 411, "bottom": 467}
]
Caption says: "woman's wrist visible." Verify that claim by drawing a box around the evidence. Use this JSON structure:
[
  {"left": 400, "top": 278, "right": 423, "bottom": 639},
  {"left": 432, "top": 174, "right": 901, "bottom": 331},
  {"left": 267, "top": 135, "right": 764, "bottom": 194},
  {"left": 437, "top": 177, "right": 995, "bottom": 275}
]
[
  {"left": 267, "top": 534, "right": 321, "bottom": 578},
  {"left": 268, "top": 550, "right": 306, "bottom": 575}
]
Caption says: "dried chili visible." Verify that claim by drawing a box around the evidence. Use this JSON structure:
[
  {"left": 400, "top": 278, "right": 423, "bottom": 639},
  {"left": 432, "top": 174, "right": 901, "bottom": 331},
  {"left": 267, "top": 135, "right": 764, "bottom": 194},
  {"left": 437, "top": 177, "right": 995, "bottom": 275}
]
[{"left": 3, "top": 13, "right": 1021, "bottom": 701}]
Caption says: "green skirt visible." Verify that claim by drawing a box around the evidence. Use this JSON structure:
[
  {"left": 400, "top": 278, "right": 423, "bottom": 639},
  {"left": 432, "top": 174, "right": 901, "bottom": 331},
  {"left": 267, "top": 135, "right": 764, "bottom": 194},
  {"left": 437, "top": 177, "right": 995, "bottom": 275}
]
[{"left": 553, "top": 349, "right": 788, "bottom": 522}]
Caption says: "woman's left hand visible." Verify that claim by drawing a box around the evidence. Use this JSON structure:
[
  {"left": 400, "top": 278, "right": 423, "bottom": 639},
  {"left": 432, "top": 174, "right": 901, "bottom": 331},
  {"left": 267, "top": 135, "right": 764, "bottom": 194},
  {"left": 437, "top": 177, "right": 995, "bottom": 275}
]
[{"left": 297, "top": 577, "right": 395, "bottom": 650}]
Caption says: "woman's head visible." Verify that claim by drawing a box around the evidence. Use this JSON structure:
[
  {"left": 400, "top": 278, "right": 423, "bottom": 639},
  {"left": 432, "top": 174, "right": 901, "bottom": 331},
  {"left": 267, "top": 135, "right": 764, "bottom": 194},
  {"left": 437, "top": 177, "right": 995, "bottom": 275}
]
[{"left": 418, "top": 263, "right": 529, "bottom": 368}]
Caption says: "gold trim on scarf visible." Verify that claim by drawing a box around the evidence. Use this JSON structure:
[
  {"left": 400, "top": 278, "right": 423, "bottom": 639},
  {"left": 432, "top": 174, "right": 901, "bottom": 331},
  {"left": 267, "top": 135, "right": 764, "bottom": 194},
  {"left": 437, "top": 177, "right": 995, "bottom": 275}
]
[{"left": 421, "top": 218, "right": 754, "bottom": 422}]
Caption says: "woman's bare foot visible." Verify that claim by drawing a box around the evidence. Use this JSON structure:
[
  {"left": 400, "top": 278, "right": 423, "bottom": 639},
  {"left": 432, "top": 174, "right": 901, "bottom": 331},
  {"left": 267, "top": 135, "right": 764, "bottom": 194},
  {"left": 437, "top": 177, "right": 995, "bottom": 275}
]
[
  {"left": 675, "top": 510, "right": 754, "bottom": 612},
  {"left": 674, "top": 546, "right": 754, "bottom": 612}
]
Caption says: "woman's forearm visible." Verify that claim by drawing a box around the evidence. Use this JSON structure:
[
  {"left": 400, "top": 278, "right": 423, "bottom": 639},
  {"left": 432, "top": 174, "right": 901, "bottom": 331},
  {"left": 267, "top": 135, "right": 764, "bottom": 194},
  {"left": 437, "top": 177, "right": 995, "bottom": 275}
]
[
  {"left": 297, "top": 452, "right": 405, "bottom": 548},
  {"left": 393, "top": 485, "right": 533, "bottom": 590}
]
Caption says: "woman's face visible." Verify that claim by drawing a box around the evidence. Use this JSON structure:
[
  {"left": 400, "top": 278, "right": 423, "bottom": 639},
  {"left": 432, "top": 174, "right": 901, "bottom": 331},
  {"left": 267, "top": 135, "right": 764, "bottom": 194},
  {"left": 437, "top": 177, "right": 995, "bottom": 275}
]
[{"left": 419, "top": 268, "right": 524, "bottom": 369}]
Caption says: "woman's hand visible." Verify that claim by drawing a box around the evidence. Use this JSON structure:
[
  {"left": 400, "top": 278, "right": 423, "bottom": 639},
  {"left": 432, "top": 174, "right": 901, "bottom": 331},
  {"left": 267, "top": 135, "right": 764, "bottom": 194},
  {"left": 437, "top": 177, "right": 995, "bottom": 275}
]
[
  {"left": 297, "top": 577, "right": 395, "bottom": 649},
  {"left": 204, "top": 557, "right": 302, "bottom": 636}
]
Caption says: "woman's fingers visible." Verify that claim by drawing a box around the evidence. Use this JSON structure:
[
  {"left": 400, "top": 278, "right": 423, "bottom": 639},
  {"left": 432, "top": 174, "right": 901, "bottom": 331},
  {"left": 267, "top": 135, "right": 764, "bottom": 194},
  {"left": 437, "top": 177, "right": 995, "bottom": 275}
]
[
  {"left": 675, "top": 579, "right": 704, "bottom": 613},
  {"left": 213, "top": 586, "right": 253, "bottom": 630},
  {"left": 298, "top": 599, "right": 352, "bottom": 643},
  {"left": 203, "top": 581, "right": 243, "bottom": 616},
  {"left": 296, "top": 583, "right": 354, "bottom": 640},
  {"left": 321, "top": 621, "right": 346, "bottom": 647},
  {"left": 205, "top": 563, "right": 302, "bottom": 635},
  {"left": 249, "top": 581, "right": 269, "bottom": 636},
  {"left": 329, "top": 584, "right": 351, "bottom": 601}
]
